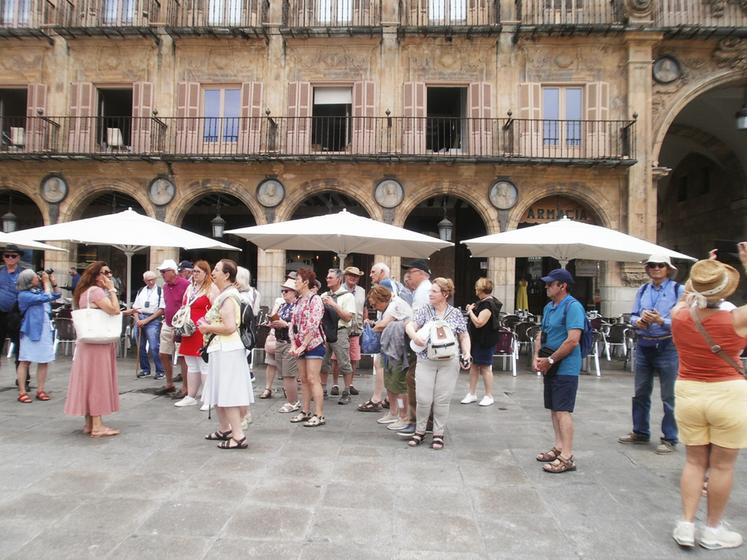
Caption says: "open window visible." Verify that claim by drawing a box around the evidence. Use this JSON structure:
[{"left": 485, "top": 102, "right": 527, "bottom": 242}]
[
  {"left": 542, "top": 86, "right": 582, "bottom": 147},
  {"left": 102, "top": 0, "right": 135, "bottom": 25},
  {"left": 427, "top": 87, "right": 467, "bottom": 153},
  {"left": 0, "top": 89, "right": 28, "bottom": 150},
  {"left": 97, "top": 88, "right": 133, "bottom": 150},
  {"left": 312, "top": 86, "right": 352, "bottom": 152}
]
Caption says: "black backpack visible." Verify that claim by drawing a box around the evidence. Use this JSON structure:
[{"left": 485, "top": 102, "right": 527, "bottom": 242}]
[
  {"left": 238, "top": 301, "right": 258, "bottom": 350},
  {"left": 316, "top": 294, "right": 339, "bottom": 344}
]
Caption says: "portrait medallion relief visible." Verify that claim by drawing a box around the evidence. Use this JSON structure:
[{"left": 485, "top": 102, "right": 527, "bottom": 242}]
[
  {"left": 489, "top": 180, "right": 519, "bottom": 210},
  {"left": 148, "top": 177, "right": 176, "bottom": 206},
  {"left": 40, "top": 175, "right": 68, "bottom": 204},
  {"left": 653, "top": 56, "right": 682, "bottom": 84},
  {"left": 374, "top": 179, "right": 404, "bottom": 209},
  {"left": 257, "top": 179, "right": 285, "bottom": 208}
]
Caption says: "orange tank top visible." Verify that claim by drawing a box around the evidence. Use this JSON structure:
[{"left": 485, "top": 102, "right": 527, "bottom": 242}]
[{"left": 671, "top": 307, "right": 747, "bottom": 382}]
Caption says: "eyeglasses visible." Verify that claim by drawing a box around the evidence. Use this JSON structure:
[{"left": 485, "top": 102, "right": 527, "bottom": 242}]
[
  {"left": 3, "top": 254, "right": 19, "bottom": 259},
  {"left": 646, "top": 263, "right": 667, "bottom": 269},
  {"left": 281, "top": 289, "right": 292, "bottom": 294},
  {"left": 100, "top": 270, "right": 112, "bottom": 276}
]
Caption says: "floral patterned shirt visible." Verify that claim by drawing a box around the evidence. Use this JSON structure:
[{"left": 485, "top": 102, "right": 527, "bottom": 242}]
[
  {"left": 412, "top": 304, "right": 467, "bottom": 360},
  {"left": 290, "top": 293, "right": 324, "bottom": 350}
]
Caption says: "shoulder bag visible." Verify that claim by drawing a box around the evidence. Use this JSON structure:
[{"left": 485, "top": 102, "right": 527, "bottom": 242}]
[{"left": 71, "top": 288, "right": 122, "bottom": 344}]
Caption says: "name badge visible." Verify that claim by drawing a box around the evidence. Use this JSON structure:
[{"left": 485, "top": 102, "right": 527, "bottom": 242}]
[{"left": 144, "top": 301, "right": 150, "bottom": 308}]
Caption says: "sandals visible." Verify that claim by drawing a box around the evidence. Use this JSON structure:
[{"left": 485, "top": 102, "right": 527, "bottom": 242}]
[
  {"left": 278, "top": 401, "right": 301, "bottom": 413},
  {"left": 543, "top": 455, "right": 576, "bottom": 474},
  {"left": 36, "top": 391, "right": 50, "bottom": 401},
  {"left": 217, "top": 436, "right": 248, "bottom": 450},
  {"left": 431, "top": 435, "right": 445, "bottom": 450},
  {"left": 204, "top": 429, "right": 232, "bottom": 441},
  {"left": 290, "top": 411, "right": 311, "bottom": 423},
  {"left": 536, "top": 446, "right": 562, "bottom": 462},
  {"left": 382, "top": 399, "right": 390, "bottom": 409},
  {"left": 357, "top": 399, "right": 382, "bottom": 413},
  {"left": 259, "top": 388, "right": 272, "bottom": 399},
  {"left": 17, "top": 393, "right": 32, "bottom": 404},
  {"left": 303, "top": 414, "right": 326, "bottom": 427},
  {"left": 90, "top": 427, "right": 120, "bottom": 438},
  {"left": 408, "top": 432, "right": 426, "bottom": 447}
]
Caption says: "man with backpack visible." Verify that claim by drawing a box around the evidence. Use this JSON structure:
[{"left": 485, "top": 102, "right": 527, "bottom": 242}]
[
  {"left": 618, "top": 254, "right": 685, "bottom": 455},
  {"left": 127, "top": 271, "right": 165, "bottom": 380},
  {"left": 320, "top": 268, "right": 357, "bottom": 405},
  {"left": 533, "top": 268, "right": 585, "bottom": 474}
]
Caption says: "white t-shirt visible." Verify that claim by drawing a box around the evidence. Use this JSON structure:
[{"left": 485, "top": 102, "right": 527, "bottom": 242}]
[
  {"left": 384, "top": 296, "right": 413, "bottom": 321},
  {"left": 323, "top": 287, "right": 356, "bottom": 328},
  {"left": 411, "top": 279, "right": 432, "bottom": 311},
  {"left": 132, "top": 284, "right": 164, "bottom": 315}
]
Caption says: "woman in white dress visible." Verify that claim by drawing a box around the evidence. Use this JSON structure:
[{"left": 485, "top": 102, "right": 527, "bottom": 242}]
[{"left": 198, "top": 259, "right": 254, "bottom": 450}]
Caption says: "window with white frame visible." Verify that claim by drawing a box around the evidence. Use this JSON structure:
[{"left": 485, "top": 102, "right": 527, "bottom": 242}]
[
  {"left": 102, "top": 0, "right": 135, "bottom": 25},
  {"left": 208, "top": 0, "right": 242, "bottom": 25},
  {"left": 203, "top": 87, "right": 241, "bottom": 142},
  {"left": 542, "top": 86, "right": 582, "bottom": 146},
  {"left": 316, "top": 0, "right": 352, "bottom": 24},
  {"left": 312, "top": 86, "right": 352, "bottom": 151},
  {"left": 1, "top": 0, "right": 31, "bottom": 25},
  {"left": 428, "top": 0, "right": 466, "bottom": 24}
]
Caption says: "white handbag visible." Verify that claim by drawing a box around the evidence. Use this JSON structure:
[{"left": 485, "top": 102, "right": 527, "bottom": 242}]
[{"left": 72, "top": 287, "right": 122, "bottom": 344}]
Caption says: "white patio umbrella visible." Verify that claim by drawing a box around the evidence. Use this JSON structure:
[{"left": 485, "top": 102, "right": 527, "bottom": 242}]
[
  {"left": 8, "top": 208, "right": 241, "bottom": 305},
  {"left": 225, "top": 209, "right": 452, "bottom": 262},
  {"left": 0, "top": 231, "right": 67, "bottom": 253},
  {"left": 462, "top": 216, "right": 696, "bottom": 267}
]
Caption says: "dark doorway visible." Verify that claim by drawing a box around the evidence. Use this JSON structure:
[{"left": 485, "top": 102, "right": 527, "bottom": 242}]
[
  {"left": 0, "top": 189, "right": 45, "bottom": 270},
  {"left": 97, "top": 88, "right": 133, "bottom": 148},
  {"left": 0, "top": 89, "right": 28, "bottom": 150},
  {"left": 312, "top": 87, "right": 352, "bottom": 152},
  {"left": 427, "top": 87, "right": 467, "bottom": 153}
]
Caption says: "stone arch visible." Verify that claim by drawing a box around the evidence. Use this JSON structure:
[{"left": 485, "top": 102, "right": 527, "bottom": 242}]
[
  {"left": 395, "top": 182, "right": 495, "bottom": 233},
  {"left": 279, "top": 178, "right": 379, "bottom": 222},
  {"left": 0, "top": 179, "right": 47, "bottom": 225},
  {"left": 61, "top": 179, "right": 153, "bottom": 222},
  {"left": 652, "top": 70, "right": 747, "bottom": 164},
  {"left": 509, "top": 184, "right": 613, "bottom": 231},
  {"left": 168, "top": 178, "right": 262, "bottom": 227}
]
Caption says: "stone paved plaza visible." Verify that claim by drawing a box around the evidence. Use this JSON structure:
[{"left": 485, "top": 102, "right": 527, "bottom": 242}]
[{"left": 1, "top": 357, "right": 745, "bottom": 560}]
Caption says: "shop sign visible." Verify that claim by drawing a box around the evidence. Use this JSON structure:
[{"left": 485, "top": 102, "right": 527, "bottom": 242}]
[{"left": 522, "top": 200, "right": 594, "bottom": 224}]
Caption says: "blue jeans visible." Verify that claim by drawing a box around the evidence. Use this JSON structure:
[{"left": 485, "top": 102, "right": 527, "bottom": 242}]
[
  {"left": 632, "top": 339, "right": 679, "bottom": 443},
  {"left": 138, "top": 318, "right": 164, "bottom": 375}
]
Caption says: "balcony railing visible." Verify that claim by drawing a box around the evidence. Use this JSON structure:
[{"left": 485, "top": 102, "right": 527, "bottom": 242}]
[
  {"left": 166, "top": 0, "right": 267, "bottom": 30},
  {"left": 282, "top": 0, "right": 381, "bottom": 29},
  {"left": 654, "top": 0, "right": 747, "bottom": 32},
  {"left": 0, "top": 115, "right": 636, "bottom": 163},
  {"left": 515, "top": 0, "right": 624, "bottom": 27},
  {"left": 51, "top": 0, "right": 161, "bottom": 29},
  {"left": 399, "top": 0, "right": 499, "bottom": 28}
]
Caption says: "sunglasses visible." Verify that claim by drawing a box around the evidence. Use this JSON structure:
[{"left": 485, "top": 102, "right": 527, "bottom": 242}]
[
  {"left": 3, "top": 253, "right": 19, "bottom": 258},
  {"left": 100, "top": 270, "right": 113, "bottom": 276},
  {"left": 646, "top": 263, "right": 668, "bottom": 269},
  {"left": 281, "top": 289, "right": 293, "bottom": 294}
]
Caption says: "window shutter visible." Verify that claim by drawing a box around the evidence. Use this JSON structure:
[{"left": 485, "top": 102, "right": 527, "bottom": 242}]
[
  {"left": 469, "top": 82, "right": 492, "bottom": 156},
  {"left": 585, "top": 81, "right": 609, "bottom": 158},
  {"left": 352, "top": 81, "right": 375, "bottom": 154},
  {"left": 176, "top": 81, "right": 200, "bottom": 154},
  {"left": 239, "top": 81, "right": 263, "bottom": 153},
  {"left": 132, "top": 82, "right": 153, "bottom": 153},
  {"left": 26, "top": 84, "right": 47, "bottom": 152},
  {"left": 286, "top": 81, "right": 311, "bottom": 154},
  {"left": 403, "top": 81, "right": 425, "bottom": 154},
  {"left": 68, "top": 82, "right": 94, "bottom": 153},
  {"left": 517, "top": 82, "right": 541, "bottom": 156}
]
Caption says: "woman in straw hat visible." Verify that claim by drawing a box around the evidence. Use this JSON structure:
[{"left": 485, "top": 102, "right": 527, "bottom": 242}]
[{"left": 670, "top": 242, "right": 747, "bottom": 550}]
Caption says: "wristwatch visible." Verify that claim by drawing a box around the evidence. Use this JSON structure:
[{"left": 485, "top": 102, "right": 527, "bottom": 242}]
[{"left": 547, "top": 356, "right": 555, "bottom": 365}]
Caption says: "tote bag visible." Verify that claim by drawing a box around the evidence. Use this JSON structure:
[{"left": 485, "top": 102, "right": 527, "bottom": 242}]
[{"left": 72, "top": 288, "right": 122, "bottom": 344}]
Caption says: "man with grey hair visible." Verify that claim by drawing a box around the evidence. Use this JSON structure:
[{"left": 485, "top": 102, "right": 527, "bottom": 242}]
[
  {"left": 321, "top": 268, "right": 356, "bottom": 405},
  {"left": 127, "top": 271, "right": 165, "bottom": 379}
]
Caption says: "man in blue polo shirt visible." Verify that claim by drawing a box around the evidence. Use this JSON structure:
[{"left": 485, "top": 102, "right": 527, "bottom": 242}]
[
  {"left": 533, "top": 268, "right": 585, "bottom": 474},
  {"left": 0, "top": 245, "right": 26, "bottom": 375}
]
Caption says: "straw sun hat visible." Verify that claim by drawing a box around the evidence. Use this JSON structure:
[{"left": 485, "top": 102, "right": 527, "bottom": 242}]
[{"left": 685, "top": 259, "right": 740, "bottom": 307}]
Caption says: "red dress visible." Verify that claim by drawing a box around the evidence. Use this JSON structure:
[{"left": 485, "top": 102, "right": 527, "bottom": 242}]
[{"left": 179, "top": 292, "right": 212, "bottom": 356}]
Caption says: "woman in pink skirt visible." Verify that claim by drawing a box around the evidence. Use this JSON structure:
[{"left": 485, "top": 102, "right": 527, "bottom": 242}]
[{"left": 64, "top": 261, "right": 121, "bottom": 438}]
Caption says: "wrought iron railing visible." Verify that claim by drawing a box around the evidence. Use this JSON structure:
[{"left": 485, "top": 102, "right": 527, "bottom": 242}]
[
  {"left": 51, "top": 0, "right": 161, "bottom": 28},
  {"left": 0, "top": 115, "right": 636, "bottom": 161},
  {"left": 399, "top": 0, "right": 499, "bottom": 27},
  {"left": 283, "top": 0, "right": 381, "bottom": 27},
  {"left": 654, "top": 0, "right": 747, "bottom": 30},
  {"left": 166, "top": 0, "right": 267, "bottom": 28},
  {"left": 0, "top": 0, "right": 47, "bottom": 28},
  {"left": 515, "top": 0, "right": 623, "bottom": 26}
]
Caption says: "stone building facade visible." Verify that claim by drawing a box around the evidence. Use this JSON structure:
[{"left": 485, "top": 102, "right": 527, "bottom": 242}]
[{"left": 0, "top": 0, "right": 745, "bottom": 312}]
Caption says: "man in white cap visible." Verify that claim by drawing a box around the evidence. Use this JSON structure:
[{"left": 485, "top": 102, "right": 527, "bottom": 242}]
[
  {"left": 618, "top": 254, "right": 685, "bottom": 454},
  {"left": 156, "top": 259, "right": 190, "bottom": 397}
]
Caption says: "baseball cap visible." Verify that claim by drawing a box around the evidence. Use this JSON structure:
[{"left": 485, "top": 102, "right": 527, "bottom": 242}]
[
  {"left": 540, "top": 269, "right": 575, "bottom": 285},
  {"left": 401, "top": 259, "right": 431, "bottom": 276},
  {"left": 178, "top": 260, "right": 194, "bottom": 271},
  {"left": 157, "top": 259, "right": 178, "bottom": 272}
]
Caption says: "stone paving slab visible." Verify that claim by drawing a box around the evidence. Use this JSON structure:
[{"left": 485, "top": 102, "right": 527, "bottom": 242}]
[{"left": 0, "top": 357, "right": 745, "bottom": 559}]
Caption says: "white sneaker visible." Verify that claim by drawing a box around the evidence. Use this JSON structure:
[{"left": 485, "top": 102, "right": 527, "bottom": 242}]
[
  {"left": 174, "top": 396, "right": 197, "bottom": 407},
  {"left": 460, "top": 393, "right": 477, "bottom": 404},
  {"left": 672, "top": 520, "right": 695, "bottom": 547},
  {"left": 478, "top": 395, "right": 495, "bottom": 407},
  {"left": 387, "top": 419, "right": 410, "bottom": 431},
  {"left": 376, "top": 413, "right": 398, "bottom": 424},
  {"left": 200, "top": 403, "right": 209, "bottom": 412},
  {"left": 699, "top": 523, "right": 743, "bottom": 550}
]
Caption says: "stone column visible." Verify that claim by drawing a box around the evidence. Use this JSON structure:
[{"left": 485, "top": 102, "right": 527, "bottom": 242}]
[
  {"left": 490, "top": 256, "right": 514, "bottom": 312},
  {"left": 257, "top": 249, "right": 285, "bottom": 306}
]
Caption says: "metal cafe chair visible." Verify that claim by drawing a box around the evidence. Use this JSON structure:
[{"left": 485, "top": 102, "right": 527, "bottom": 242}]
[
  {"left": 53, "top": 317, "right": 76, "bottom": 356},
  {"left": 493, "top": 328, "right": 517, "bottom": 377}
]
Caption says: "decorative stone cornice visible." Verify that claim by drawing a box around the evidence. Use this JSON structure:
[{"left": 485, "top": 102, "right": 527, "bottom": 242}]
[
  {"left": 624, "top": 0, "right": 654, "bottom": 24},
  {"left": 713, "top": 37, "right": 747, "bottom": 70},
  {"left": 621, "top": 263, "right": 648, "bottom": 287}
]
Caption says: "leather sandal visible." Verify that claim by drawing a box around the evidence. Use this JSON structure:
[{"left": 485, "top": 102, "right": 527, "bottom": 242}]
[
  {"left": 217, "top": 436, "right": 248, "bottom": 450},
  {"left": 408, "top": 432, "right": 426, "bottom": 447},
  {"left": 17, "top": 393, "right": 32, "bottom": 404},
  {"left": 431, "top": 435, "right": 445, "bottom": 450},
  {"left": 204, "top": 429, "right": 232, "bottom": 441},
  {"left": 543, "top": 455, "right": 576, "bottom": 474},
  {"left": 536, "top": 446, "right": 562, "bottom": 462},
  {"left": 259, "top": 388, "right": 272, "bottom": 399},
  {"left": 36, "top": 391, "right": 51, "bottom": 401},
  {"left": 357, "top": 399, "right": 382, "bottom": 412}
]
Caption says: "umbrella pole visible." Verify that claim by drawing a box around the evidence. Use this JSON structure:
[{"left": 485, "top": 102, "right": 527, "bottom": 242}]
[
  {"left": 337, "top": 252, "right": 347, "bottom": 268},
  {"left": 558, "top": 259, "right": 570, "bottom": 269}
]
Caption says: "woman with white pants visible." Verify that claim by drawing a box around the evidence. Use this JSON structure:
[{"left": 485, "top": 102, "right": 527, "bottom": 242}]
[{"left": 405, "top": 277, "right": 470, "bottom": 450}]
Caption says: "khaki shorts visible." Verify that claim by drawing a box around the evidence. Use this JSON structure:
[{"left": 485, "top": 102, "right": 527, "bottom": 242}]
[
  {"left": 159, "top": 323, "right": 176, "bottom": 355},
  {"left": 675, "top": 379, "right": 747, "bottom": 449},
  {"left": 274, "top": 340, "right": 298, "bottom": 379}
]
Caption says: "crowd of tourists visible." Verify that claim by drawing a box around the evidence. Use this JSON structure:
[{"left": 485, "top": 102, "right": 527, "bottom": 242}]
[{"left": 1, "top": 240, "right": 746, "bottom": 550}]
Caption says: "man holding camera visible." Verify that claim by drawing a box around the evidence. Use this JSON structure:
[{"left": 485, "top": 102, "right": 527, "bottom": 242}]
[{"left": 618, "top": 254, "right": 685, "bottom": 454}]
